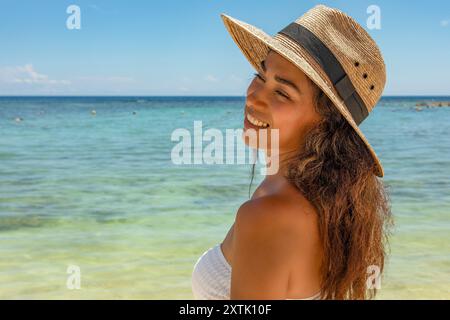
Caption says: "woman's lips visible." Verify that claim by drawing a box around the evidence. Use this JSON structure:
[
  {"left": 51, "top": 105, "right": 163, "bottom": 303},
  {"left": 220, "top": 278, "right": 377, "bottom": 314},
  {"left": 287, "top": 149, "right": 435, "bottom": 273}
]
[
  {"left": 244, "top": 114, "right": 260, "bottom": 129},
  {"left": 244, "top": 110, "right": 270, "bottom": 128},
  {"left": 244, "top": 114, "right": 267, "bottom": 130}
]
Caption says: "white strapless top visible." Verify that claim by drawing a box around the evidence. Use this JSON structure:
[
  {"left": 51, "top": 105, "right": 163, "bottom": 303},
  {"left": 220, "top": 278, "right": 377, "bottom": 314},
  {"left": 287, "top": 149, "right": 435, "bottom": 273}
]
[{"left": 191, "top": 243, "right": 321, "bottom": 300}]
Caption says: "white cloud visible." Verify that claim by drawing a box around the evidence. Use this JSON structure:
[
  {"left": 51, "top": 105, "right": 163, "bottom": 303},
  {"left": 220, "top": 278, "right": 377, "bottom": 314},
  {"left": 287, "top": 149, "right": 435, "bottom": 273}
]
[
  {"left": 440, "top": 20, "right": 449, "bottom": 27},
  {"left": 0, "top": 64, "right": 70, "bottom": 85},
  {"left": 88, "top": 4, "right": 100, "bottom": 11},
  {"left": 229, "top": 74, "right": 244, "bottom": 84},
  {"left": 204, "top": 74, "right": 219, "bottom": 82},
  {"left": 180, "top": 76, "right": 192, "bottom": 83},
  {"left": 179, "top": 86, "right": 190, "bottom": 92},
  {"left": 0, "top": 64, "right": 143, "bottom": 95},
  {"left": 77, "top": 76, "right": 135, "bottom": 83}
]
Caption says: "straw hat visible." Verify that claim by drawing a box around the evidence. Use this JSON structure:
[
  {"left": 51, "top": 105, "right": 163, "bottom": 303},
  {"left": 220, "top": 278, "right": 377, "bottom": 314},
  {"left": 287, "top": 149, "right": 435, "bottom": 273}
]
[{"left": 221, "top": 4, "right": 386, "bottom": 177}]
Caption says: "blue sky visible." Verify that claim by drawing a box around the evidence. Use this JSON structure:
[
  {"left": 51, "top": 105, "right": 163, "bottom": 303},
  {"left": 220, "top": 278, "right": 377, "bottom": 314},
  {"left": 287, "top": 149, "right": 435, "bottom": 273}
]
[{"left": 0, "top": 0, "right": 449, "bottom": 96}]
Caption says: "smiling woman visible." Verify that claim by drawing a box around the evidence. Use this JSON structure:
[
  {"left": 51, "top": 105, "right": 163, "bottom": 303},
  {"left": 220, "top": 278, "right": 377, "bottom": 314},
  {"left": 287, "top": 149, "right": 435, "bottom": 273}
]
[
  {"left": 192, "top": 4, "right": 393, "bottom": 300},
  {"left": 243, "top": 50, "right": 322, "bottom": 158}
]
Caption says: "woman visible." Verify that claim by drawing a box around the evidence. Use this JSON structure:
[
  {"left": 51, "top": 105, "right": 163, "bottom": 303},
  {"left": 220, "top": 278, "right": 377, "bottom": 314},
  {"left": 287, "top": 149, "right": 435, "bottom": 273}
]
[{"left": 192, "top": 4, "right": 393, "bottom": 300}]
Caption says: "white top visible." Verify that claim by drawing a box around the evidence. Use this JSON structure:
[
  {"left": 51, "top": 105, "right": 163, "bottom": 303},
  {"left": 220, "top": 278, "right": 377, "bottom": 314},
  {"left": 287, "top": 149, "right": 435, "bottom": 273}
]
[{"left": 191, "top": 243, "right": 321, "bottom": 300}]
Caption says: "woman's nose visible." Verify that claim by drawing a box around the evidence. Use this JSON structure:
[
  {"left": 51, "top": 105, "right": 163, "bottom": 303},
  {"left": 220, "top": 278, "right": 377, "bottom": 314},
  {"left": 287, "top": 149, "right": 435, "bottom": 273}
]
[{"left": 247, "top": 86, "right": 269, "bottom": 111}]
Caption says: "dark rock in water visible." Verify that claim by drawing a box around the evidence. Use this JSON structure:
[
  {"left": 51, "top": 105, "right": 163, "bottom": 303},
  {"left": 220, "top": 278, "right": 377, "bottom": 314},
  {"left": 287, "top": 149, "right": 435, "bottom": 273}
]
[{"left": 416, "top": 101, "right": 450, "bottom": 108}]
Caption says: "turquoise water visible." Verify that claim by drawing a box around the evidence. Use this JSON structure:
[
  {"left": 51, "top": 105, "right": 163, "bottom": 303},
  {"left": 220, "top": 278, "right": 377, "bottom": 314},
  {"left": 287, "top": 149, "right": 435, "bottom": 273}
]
[{"left": 0, "top": 96, "right": 449, "bottom": 299}]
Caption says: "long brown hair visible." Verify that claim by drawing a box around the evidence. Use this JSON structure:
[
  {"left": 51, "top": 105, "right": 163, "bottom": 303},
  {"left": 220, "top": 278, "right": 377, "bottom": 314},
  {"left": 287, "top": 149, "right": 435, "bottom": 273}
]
[
  {"left": 285, "top": 85, "right": 393, "bottom": 299},
  {"left": 248, "top": 84, "right": 393, "bottom": 299}
]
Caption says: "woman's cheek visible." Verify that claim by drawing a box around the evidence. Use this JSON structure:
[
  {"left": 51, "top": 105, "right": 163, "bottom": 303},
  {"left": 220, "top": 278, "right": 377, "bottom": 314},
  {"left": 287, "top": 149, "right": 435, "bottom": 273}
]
[{"left": 282, "top": 116, "right": 302, "bottom": 146}]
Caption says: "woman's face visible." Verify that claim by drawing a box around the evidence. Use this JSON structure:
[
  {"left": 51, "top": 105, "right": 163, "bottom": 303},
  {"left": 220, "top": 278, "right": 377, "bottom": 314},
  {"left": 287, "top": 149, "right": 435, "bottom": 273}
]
[{"left": 243, "top": 50, "right": 322, "bottom": 157}]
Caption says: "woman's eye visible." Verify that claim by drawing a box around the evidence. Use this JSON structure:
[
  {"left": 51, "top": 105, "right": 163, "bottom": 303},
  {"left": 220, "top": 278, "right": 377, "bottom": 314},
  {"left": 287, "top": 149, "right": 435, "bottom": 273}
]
[
  {"left": 275, "top": 90, "right": 290, "bottom": 100},
  {"left": 253, "top": 72, "right": 264, "bottom": 81},
  {"left": 253, "top": 73, "right": 290, "bottom": 100}
]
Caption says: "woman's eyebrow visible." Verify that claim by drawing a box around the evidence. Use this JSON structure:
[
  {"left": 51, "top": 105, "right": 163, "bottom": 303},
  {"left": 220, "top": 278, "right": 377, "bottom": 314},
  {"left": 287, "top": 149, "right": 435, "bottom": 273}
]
[{"left": 260, "top": 59, "right": 302, "bottom": 94}]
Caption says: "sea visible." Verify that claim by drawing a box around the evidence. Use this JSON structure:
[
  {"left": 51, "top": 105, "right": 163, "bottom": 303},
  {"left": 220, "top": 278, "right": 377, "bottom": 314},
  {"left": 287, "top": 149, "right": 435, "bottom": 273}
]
[{"left": 0, "top": 96, "right": 449, "bottom": 299}]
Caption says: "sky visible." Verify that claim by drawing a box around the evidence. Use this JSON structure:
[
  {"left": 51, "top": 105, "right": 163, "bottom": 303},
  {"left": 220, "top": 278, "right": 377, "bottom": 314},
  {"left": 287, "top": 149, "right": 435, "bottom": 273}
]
[{"left": 0, "top": 0, "right": 449, "bottom": 96}]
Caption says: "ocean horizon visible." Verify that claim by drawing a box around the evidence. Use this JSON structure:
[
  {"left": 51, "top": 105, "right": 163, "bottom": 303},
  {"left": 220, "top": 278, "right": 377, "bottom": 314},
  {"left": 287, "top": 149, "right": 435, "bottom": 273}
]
[{"left": 0, "top": 95, "right": 449, "bottom": 299}]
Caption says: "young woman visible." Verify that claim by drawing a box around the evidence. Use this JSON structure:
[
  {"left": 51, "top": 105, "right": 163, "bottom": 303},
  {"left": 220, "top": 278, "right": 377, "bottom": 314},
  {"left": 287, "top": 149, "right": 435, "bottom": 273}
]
[{"left": 192, "top": 4, "right": 393, "bottom": 300}]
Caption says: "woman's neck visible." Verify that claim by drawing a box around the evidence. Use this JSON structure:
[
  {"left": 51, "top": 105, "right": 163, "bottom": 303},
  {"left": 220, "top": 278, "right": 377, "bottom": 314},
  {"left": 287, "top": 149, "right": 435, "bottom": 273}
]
[{"left": 249, "top": 147, "right": 299, "bottom": 200}]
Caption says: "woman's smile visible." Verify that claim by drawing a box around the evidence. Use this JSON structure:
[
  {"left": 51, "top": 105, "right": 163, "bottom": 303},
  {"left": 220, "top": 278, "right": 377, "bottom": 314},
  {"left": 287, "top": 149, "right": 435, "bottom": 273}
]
[{"left": 244, "top": 110, "right": 270, "bottom": 129}]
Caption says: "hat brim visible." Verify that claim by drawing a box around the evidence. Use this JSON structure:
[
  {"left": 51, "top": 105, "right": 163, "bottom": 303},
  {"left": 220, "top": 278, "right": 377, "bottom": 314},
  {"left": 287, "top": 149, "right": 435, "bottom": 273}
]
[{"left": 221, "top": 13, "right": 384, "bottom": 177}]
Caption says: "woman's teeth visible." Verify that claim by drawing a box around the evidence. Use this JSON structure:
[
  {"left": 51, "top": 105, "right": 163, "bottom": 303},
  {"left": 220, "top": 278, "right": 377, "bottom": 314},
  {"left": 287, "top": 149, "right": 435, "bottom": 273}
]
[{"left": 246, "top": 112, "right": 269, "bottom": 128}]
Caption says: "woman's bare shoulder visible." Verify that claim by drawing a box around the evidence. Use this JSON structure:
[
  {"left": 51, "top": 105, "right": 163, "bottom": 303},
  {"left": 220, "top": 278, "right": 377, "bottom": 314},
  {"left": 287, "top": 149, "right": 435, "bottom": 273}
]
[
  {"left": 239, "top": 182, "right": 318, "bottom": 225},
  {"left": 234, "top": 189, "right": 318, "bottom": 243},
  {"left": 229, "top": 190, "right": 320, "bottom": 298}
]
